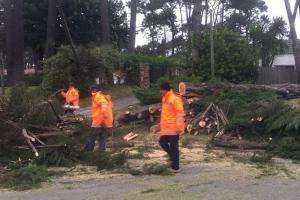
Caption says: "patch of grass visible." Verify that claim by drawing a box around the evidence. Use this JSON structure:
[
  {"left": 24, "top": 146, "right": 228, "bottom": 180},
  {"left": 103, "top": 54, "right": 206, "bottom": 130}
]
[
  {"left": 140, "top": 188, "right": 162, "bottom": 194},
  {"left": 181, "top": 135, "right": 194, "bottom": 148},
  {"left": 78, "top": 151, "right": 127, "bottom": 171},
  {"left": 62, "top": 182, "right": 80, "bottom": 190},
  {"left": 227, "top": 151, "right": 294, "bottom": 179},
  {"left": 111, "top": 140, "right": 133, "bottom": 150},
  {"left": 249, "top": 153, "right": 273, "bottom": 164},
  {"left": 0, "top": 164, "right": 49, "bottom": 190},
  {"left": 128, "top": 151, "right": 145, "bottom": 159},
  {"left": 127, "top": 168, "right": 143, "bottom": 176},
  {"left": 142, "top": 163, "right": 172, "bottom": 176}
]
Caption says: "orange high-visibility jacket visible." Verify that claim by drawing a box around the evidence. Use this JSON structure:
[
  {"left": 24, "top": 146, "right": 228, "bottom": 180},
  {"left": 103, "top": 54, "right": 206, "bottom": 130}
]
[
  {"left": 91, "top": 92, "right": 113, "bottom": 128},
  {"left": 61, "top": 87, "right": 80, "bottom": 106},
  {"left": 160, "top": 90, "right": 185, "bottom": 135}
]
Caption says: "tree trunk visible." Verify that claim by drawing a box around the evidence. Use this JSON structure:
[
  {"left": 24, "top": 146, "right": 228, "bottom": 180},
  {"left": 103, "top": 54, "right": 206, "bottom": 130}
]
[
  {"left": 191, "top": 0, "right": 203, "bottom": 68},
  {"left": 128, "top": 0, "right": 137, "bottom": 53},
  {"left": 99, "top": 0, "right": 110, "bottom": 45},
  {"left": 45, "top": 0, "right": 57, "bottom": 58},
  {"left": 179, "top": 3, "right": 184, "bottom": 37},
  {"left": 284, "top": 0, "right": 300, "bottom": 73},
  {"left": 5, "top": 0, "right": 24, "bottom": 85},
  {"left": 33, "top": 47, "right": 43, "bottom": 72},
  {"left": 204, "top": 0, "right": 209, "bottom": 25}
]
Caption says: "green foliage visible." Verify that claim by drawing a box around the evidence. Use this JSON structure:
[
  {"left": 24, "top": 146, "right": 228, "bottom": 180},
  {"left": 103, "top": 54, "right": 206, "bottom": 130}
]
[
  {"left": 250, "top": 17, "right": 287, "bottom": 68},
  {"left": 266, "top": 108, "right": 300, "bottom": 136},
  {"left": 191, "top": 88, "right": 299, "bottom": 137},
  {"left": 6, "top": 85, "right": 62, "bottom": 125},
  {"left": 133, "top": 76, "right": 201, "bottom": 105},
  {"left": 24, "top": 75, "right": 43, "bottom": 86},
  {"left": 269, "top": 137, "right": 300, "bottom": 160},
  {"left": 0, "top": 164, "right": 49, "bottom": 190},
  {"left": 43, "top": 45, "right": 121, "bottom": 94},
  {"left": 142, "top": 163, "right": 172, "bottom": 176},
  {"left": 22, "top": 0, "right": 128, "bottom": 49},
  {"left": 122, "top": 53, "right": 181, "bottom": 85},
  {"left": 195, "top": 28, "right": 258, "bottom": 83},
  {"left": 133, "top": 87, "right": 161, "bottom": 105},
  {"left": 79, "top": 151, "right": 127, "bottom": 171}
]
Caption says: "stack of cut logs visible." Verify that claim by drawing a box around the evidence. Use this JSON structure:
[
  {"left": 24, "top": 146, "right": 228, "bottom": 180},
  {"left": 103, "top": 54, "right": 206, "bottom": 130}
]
[{"left": 186, "top": 102, "right": 229, "bottom": 136}]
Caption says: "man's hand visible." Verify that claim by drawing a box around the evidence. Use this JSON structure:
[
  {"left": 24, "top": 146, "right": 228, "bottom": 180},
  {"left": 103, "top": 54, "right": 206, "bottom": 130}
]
[{"left": 176, "top": 129, "right": 185, "bottom": 137}]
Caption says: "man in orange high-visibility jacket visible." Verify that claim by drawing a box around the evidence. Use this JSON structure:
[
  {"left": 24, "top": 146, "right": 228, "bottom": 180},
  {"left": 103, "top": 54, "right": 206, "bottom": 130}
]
[
  {"left": 61, "top": 83, "right": 80, "bottom": 113},
  {"left": 84, "top": 85, "right": 113, "bottom": 151},
  {"left": 159, "top": 82, "right": 185, "bottom": 172}
]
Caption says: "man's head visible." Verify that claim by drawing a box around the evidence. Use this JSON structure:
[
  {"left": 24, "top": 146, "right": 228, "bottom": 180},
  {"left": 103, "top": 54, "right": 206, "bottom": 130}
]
[
  {"left": 69, "top": 82, "right": 75, "bottom": 88},
  {"left": 160, "top": 82, "right": 171, "bottom": 96},
  {"left": 90, "top": 84, "right": 100, "bottom": 93}
]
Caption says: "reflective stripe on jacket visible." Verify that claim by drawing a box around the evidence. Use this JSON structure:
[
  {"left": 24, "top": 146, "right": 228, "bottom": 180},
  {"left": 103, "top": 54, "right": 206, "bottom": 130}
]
[
  {"left": 91, "top": 92, "right": 113, "bottom": 128},
  {"left": 160, "top": 90, "right": 185, "bottom": 135},
  {"left": 61, "top": 87, "right": 80, "bottom": 106}
]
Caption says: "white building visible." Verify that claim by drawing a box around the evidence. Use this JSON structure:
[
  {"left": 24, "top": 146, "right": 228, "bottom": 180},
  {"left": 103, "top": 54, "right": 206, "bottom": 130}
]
[{"left": 271, "top": 54, "right": 295, "bottom": 70}]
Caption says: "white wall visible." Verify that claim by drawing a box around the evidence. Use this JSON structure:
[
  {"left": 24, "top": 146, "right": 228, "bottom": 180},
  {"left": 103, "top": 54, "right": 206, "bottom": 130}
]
[{"left": 273, "top": 54, "right": 295, "bottom": 68}]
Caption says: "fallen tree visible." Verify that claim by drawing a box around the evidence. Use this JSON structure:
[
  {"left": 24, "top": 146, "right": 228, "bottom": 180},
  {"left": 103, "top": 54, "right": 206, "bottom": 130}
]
[{"left": 181, "top": 82, "right": 300, "bottom": 99}]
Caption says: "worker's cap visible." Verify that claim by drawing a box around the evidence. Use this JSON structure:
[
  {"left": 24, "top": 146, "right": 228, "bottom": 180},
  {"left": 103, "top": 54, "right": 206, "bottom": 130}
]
[{"left": 90, "top": 84, "right": 100, "bottom": 92}]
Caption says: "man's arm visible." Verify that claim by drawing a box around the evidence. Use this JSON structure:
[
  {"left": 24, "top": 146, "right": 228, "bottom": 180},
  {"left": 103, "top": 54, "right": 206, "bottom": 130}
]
[{"left": 174, "top": 97, "right": 185, "bottom": 135}]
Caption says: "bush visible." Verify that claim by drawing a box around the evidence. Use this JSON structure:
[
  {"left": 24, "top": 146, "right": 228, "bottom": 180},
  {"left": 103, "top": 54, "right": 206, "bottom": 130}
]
[
  {"left": 0, "top": 164, "right": 49, "bottom": 190},
  {"left": 133, "top": 87, "right": 161, "bottom": 105},
  {"left": 24, "top": 74, "right": 43, "bottom": 86},
  {"left": 133, "top": 76, "right": 201, "bottom": 105},
  {"left": 43, "top": 45, "right": 121, "bottom": 95}
]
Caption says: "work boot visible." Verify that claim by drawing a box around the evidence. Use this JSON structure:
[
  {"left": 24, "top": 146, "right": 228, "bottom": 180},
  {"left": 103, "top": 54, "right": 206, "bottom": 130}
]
[{"left": 170, "top": 168, "right": 181, "bottom": 173}]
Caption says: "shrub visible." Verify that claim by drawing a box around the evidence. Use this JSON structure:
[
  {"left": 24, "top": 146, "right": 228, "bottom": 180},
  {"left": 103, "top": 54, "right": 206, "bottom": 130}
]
[
  {"left": 133, "top": 76, "right": 201, "bottom": 105},
  {"left": 24, "top": 74, "right": 43, "bottom": 86},
  {"left": 133, "top": 87, "right": 161, "bottom": 105},
  {"left": 43, "top": 45, "right": 121, "bottom": 95},
  {"left": 0, "top": 164, "right": 49, "bottom": 190}
]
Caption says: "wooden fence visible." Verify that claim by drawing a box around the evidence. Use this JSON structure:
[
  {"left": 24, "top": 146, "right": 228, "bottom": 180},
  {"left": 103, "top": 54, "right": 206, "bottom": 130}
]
[{"left": 256, "top": 67, "right": 300, "bottom": 84}]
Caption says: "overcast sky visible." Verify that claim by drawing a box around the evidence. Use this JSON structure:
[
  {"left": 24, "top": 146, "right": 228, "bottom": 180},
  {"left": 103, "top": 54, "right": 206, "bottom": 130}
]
[{"left": 122, "top": 0, "right": 300, "bottom": 46}]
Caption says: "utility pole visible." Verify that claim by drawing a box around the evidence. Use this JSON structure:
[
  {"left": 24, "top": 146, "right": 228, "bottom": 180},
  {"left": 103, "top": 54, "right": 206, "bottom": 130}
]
[{"left": 210, "top": 10, "right": 215, "bottom": 79}]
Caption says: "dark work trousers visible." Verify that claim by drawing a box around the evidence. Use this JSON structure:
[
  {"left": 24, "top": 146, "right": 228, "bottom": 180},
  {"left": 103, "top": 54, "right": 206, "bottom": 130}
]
[
  {"left": 84, "top": 127, "right": 110, "bottom": 151},
  {"left": 159, "top": 135, "right": 180, "bottom": 170}
]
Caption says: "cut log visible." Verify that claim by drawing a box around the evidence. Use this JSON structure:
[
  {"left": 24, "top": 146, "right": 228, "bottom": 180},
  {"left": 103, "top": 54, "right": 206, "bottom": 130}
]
[{"left": 117, "top": 103, "right": 161, "bottom": 124}]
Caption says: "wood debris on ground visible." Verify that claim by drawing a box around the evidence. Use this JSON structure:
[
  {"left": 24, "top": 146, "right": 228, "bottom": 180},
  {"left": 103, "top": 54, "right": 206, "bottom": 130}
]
[{"left": 123, "top": 132, "right": 139, "bottom": 141}]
